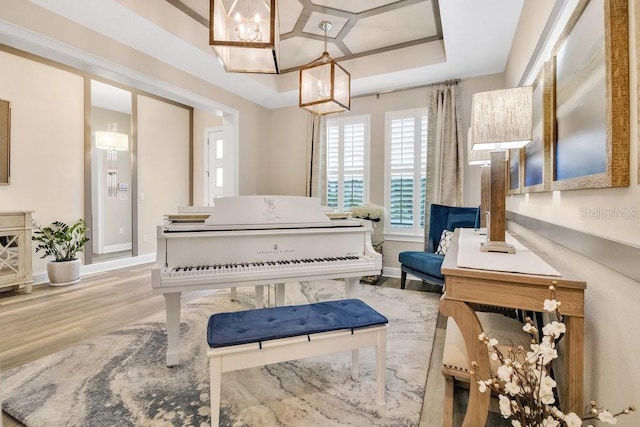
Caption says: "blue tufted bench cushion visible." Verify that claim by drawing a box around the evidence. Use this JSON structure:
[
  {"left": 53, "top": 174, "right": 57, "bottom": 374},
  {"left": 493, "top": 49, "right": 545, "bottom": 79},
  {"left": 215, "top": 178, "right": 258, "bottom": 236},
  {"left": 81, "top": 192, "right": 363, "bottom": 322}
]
[
  {"left": 398, "top": 251, "right": 445, "bottom": 279},
  {"left": 207, "top": 299, "right": 388, "bottom": 348}
]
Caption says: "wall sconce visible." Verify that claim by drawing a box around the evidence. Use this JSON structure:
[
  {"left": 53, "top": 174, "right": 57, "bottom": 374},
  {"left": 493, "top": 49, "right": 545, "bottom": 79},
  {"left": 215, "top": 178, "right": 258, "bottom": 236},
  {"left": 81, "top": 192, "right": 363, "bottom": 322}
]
[
  {"left": 299, "top": 21, "right": 350, "bottom": 115},
  {"left": 209, "top": 0, "right": 279, "bottom": 74},
  {"left": 95, "top": 124, "right": 129, "bottom": 198},
  {"left": 469, "top": 86, "right": 532, "bottom": 253}
]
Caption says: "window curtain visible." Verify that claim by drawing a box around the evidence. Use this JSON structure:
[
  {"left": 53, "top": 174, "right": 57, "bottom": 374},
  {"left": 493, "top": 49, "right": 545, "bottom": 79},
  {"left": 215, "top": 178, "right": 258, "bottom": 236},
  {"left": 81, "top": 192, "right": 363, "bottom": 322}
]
[
  {"left": 306, "top": 114, "right": 325, "bottom": 202},
  {"left": 424, "top": 83, "right": 464, "bottom": 247}
]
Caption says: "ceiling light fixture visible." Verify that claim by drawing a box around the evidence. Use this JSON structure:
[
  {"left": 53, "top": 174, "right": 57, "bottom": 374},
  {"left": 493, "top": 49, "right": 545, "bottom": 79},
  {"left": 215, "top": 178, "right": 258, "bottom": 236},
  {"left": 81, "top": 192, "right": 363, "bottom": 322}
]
[
  {"left": 299, "top": 21, "right": 351, "bottom": 115},
  {"left": 209, "top": 0, "right": 279, "bottom": 74}
]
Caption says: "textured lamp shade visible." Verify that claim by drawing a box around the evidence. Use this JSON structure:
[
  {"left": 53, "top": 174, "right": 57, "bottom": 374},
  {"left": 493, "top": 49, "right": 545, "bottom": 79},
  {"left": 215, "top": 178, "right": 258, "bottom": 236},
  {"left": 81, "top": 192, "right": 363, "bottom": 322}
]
[
  {"left": 299, "top": 52, "right": 350, "bottom": 115},
  {"left": 470, "top": 86, "right": 532, "bottom": 151},
  {"left": 209, "top": 0, "right": 279, "bottom": 74},
  {"left": 95, "top": 131, "right": 129, "bottom": 151},
  {"left": 467, "top": 127, "right": 491, "bottom": 166}
]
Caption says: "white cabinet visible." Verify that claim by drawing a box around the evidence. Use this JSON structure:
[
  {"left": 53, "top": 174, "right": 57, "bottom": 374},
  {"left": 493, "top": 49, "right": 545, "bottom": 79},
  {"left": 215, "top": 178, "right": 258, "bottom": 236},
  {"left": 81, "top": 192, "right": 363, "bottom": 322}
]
[{"left": 0, "top": 211, "right": 33, "bottom": 293}]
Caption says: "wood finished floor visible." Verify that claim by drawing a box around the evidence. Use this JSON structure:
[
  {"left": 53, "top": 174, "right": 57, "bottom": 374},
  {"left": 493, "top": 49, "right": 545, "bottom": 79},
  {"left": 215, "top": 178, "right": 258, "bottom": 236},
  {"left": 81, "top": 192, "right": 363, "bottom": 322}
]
[{"left": 0, "top": 267, "right": 500, "bottom": 426}]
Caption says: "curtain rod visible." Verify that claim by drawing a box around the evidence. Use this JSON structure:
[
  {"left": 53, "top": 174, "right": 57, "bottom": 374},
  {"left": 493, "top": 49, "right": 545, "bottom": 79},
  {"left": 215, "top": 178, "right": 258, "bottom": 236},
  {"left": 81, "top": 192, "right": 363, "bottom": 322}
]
[{"left": 352, "top": 78, "right": 461, "bottom": 99}]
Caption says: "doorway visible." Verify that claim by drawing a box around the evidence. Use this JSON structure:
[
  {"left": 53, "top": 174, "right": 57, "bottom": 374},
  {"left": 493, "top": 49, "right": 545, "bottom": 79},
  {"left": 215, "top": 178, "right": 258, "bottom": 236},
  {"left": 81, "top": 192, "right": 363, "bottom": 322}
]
[
  {"left": 204, "top": 115, "right": 238, "bottom": 205},
  {"left": 89, "top": 79, "right": 134, "bottom": 264}
]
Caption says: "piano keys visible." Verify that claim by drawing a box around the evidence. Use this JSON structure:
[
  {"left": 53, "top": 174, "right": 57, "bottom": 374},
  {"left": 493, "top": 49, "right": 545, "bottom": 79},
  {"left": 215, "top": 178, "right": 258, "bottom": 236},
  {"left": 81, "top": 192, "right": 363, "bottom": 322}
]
[{"left": 151, "top": 196, "right": 382, "bottom": 366}]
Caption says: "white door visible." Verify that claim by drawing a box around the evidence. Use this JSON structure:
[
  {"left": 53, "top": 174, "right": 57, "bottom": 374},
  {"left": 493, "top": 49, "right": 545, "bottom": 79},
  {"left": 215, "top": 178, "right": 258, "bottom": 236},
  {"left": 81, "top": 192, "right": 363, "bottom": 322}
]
[{"left": 205, "top": 124, "right": 237, "bottom": 205}]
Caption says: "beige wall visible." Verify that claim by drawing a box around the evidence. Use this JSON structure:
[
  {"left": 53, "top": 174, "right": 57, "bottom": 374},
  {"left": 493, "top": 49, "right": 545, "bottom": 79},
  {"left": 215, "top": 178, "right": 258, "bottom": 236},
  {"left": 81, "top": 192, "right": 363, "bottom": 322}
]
[
  {"left": 266, "top": 107, "right": 311, "bottom": 196},
  {"left": 502, "top": 0, "right": 640, "bottom": 421},
  {"left": 0, "top": 51, "right": 85, "bottom": 276},
  {"left": 137, "top": 95, "right": 191, "bottom": 255}
]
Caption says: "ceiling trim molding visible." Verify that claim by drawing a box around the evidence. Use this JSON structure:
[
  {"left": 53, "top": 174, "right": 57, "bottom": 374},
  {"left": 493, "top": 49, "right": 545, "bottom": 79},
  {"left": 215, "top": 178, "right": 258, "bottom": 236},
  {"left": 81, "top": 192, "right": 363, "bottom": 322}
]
[
  {"left": 0, "top": 20, "right": 235, "bottom": 117},
  {"left": 165, "top": 0, "right": 208, "bottom": 27},
  {"left": 166, "top": 0, "right": 443, "bottom": 74}
]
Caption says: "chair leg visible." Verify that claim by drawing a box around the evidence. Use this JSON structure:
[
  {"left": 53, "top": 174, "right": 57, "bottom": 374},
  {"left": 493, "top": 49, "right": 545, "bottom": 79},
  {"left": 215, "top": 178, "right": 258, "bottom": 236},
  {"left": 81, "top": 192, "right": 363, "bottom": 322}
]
[
  {"left": 442, "top": 374, "right": 455, "bottom": 427},
  {"left": 400, "top": 271, "right": 407, "bottom": 289}
]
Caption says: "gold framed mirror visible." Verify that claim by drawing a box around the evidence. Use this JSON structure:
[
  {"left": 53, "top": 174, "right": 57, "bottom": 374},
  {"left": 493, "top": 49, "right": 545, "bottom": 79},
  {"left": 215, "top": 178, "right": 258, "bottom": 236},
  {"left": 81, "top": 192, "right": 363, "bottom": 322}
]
[{"left": 0, "top": 98, "right": 10, "bottom": 185}]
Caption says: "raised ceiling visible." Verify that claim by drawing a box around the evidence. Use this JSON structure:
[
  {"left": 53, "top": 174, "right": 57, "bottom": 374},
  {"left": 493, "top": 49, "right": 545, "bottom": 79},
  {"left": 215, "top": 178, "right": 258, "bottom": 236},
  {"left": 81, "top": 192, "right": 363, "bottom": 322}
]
[
  {"left": 4, "top": 0, "right": 525, "bottom": 110},
  {"left": 171, "top": 0, "right": 442, "bottom": 73}
]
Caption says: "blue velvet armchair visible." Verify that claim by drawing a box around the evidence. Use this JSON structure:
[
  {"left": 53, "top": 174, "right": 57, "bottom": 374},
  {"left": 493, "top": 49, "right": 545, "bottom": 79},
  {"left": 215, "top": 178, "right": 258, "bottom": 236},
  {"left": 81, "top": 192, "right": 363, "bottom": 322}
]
[{"left": 398, "top": 204, "right": 480, "bottom": 290}]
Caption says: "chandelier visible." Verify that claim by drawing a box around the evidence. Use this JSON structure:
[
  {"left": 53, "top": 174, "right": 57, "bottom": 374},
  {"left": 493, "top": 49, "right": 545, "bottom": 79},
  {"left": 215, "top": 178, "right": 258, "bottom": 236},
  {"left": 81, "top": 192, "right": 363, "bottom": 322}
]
[
  {"left": 299, "top": 21, "right": 351, "bottom": 115},
  {"left": 209, "top": 0, "right": 279, "bottom": 74}
]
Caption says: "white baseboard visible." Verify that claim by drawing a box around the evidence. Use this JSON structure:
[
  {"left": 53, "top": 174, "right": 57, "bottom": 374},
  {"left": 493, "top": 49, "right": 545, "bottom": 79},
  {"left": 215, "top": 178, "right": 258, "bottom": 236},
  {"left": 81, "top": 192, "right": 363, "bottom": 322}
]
[
  {"left": 383, "top": 267, "right": 401, "bottom": 278},
  {"left": 382, "top": 266, "right": 424, "bottom": 282},
  {"left": 32, "top": 253, "right": 156, "bottom": 286},
  {"left": 96, "top": 242, "right": 133, "bottom": 254}
]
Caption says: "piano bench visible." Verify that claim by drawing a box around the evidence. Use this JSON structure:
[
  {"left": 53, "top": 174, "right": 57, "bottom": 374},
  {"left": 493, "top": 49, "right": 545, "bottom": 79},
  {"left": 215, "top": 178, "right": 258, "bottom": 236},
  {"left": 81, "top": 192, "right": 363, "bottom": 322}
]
[{"left": 206, "top": 299, "right": 389, "bottom": 425}]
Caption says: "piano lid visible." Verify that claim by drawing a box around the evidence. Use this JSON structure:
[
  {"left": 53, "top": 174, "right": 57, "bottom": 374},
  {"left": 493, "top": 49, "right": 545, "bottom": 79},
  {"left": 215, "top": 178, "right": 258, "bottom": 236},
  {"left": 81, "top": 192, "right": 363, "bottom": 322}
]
[{"left": 204, "top": 196, "right": 331, "bottom": 227}]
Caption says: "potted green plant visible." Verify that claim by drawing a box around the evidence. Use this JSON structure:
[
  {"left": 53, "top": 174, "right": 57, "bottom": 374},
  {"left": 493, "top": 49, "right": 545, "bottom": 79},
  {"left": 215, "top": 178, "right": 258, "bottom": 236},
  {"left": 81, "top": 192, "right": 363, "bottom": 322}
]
[{"left": 32, "top": 219, "right": 90, "bottom": 286}]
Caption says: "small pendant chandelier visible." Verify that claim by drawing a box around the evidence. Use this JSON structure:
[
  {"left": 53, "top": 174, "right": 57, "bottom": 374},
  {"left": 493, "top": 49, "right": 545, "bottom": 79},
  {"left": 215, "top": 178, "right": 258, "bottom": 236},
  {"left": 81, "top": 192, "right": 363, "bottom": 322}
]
[
  {"left": 209, "top": 0, "right": 279, "bottom": 74},
  {"left": 299, "top": 21, "right": 351, "bottom": 115}
]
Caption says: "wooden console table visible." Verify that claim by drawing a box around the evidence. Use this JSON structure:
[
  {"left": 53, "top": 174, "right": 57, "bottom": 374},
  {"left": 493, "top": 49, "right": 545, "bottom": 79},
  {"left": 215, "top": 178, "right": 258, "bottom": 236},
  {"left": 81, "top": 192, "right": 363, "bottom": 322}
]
[
  {"left": 440, "top": 228, "right": 585, "bottom": 426},
  {"left": 0, "top": 211, "right": 33, "bottom": 293}
]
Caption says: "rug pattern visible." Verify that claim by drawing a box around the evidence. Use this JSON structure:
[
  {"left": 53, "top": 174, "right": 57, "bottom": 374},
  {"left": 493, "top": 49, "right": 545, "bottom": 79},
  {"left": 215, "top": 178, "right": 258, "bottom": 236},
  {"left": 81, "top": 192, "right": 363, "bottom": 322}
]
[{"left": 1, "top": 280, "right": 440, "bottom": 426}]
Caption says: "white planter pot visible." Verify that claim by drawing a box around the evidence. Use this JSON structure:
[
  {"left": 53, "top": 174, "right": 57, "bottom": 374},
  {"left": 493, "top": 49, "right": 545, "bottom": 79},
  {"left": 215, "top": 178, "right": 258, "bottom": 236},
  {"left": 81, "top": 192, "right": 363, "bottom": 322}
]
[{"left": 47, "top": 259, "right": 82, "bottom": 286}]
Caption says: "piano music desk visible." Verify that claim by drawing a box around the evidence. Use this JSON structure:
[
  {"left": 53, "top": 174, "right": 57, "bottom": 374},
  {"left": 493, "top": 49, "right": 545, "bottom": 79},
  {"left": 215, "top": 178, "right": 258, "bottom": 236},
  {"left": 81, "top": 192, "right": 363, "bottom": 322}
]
[
  {"left": 440, "top": 229, "right": 585, "bottom": 427},
  {"left": 206, "top": 299, "right": 389, "bottom": 425}
]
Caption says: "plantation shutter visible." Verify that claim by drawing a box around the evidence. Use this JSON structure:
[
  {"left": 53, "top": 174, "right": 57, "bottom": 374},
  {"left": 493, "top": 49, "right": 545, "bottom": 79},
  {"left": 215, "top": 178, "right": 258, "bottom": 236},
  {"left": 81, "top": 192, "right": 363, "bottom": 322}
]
[
  {"left": 325, "top": 116, "right": 369, "bottom": 212},
  {"left": 386, "top": 109, "right": 428, "bottom": 233}
]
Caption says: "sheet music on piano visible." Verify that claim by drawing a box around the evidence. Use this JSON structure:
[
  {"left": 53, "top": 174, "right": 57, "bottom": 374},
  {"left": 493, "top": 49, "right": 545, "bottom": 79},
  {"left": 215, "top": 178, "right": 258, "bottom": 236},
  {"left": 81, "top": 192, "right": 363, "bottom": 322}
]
[
  {"left": 164, "top": 195, "right": 362, "bottom": 231},
  {"left": 153, "top": 196, "right": 382, "bottom": 366}
]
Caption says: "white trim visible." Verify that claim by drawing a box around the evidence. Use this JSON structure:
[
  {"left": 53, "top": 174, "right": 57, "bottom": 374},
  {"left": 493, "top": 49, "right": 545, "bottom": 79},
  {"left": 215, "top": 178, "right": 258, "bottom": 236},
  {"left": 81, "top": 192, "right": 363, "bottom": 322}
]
[
  {"left": 101, "top": 242, "right": 133, "bottom": 253},
  {"left": 0, "top": 20, "right": 238, "bottom": 117},
  {"left": 383, "top": 232, "right": 424, "bottom": 244},
  {"left": 383, "top": 266, "right": 423, "bottom": 281},
  {"left": 32, "top": 253, "right": 156, "bottom": 285}
]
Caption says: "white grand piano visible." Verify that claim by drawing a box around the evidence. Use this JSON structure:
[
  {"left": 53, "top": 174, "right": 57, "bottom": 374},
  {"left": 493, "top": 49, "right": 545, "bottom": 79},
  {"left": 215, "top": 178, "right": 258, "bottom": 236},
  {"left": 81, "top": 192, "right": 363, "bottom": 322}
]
[{"left": 151, "top": 196, "right": 382, "bottom": 366}]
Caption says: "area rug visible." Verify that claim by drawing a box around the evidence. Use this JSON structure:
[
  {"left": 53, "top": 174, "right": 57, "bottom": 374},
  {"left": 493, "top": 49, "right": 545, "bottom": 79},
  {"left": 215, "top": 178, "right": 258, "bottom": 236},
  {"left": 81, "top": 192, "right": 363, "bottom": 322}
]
[{"left": 1, "top": 280, "right": 440, "bottom": 426}]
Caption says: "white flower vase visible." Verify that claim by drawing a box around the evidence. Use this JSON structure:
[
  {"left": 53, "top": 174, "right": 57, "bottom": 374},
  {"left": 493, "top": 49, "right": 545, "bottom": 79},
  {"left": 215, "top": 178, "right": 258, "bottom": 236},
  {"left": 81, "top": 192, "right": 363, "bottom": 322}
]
[{"left": 47, "top": 259, "right": 82, "bottom": 286}]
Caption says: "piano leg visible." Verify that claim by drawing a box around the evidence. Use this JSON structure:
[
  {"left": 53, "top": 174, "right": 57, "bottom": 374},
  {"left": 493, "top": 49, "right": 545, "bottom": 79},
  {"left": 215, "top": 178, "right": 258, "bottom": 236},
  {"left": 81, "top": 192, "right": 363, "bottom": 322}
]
[
  {"left": 164, "top": 292, "right": 182, "bottom": 367},
  {"left": 274, "top": 283, "right": 285, "bottom": 306},
  {"left": 344, "top": 277, "right": 360, "bottom": 298},
  {"left": 255, "top": 285, "right": 264, "bottom": 308}
]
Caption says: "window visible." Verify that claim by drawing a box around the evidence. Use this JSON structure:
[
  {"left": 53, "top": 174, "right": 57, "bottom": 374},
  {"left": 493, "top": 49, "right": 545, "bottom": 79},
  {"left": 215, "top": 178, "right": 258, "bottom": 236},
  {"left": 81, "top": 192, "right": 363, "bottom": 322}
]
[
  {"left": 385, "top": 109, "right": 427, "bottom": 234},
  {"left": 325, "top": 115, "right": 370, "bottom": 212}
]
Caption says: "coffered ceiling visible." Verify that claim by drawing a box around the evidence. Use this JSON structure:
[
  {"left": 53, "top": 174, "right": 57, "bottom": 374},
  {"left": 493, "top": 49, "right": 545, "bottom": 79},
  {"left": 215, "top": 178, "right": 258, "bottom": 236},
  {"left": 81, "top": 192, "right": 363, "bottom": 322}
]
[
  {"left": 170, "top": 0, "right": 442, "bottom": 73},
  {"left": 4, "top": 0, "right": 525, "bottom": 110}
]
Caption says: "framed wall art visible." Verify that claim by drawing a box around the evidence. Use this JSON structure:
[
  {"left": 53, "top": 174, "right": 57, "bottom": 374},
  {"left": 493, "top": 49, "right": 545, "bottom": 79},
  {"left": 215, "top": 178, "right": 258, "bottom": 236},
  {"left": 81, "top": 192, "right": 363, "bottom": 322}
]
[
  {"left": 508, "top": 148, "right": 523, "bottom": 195},
  {"left": 551, "top": 0, "right": 629, "bottom": 190},
  {"left": 524, "top": 60, "right": 554, "bottom": 193},
  {"left": 0, "top": 98, "right": 9, "bottom": 185}
]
